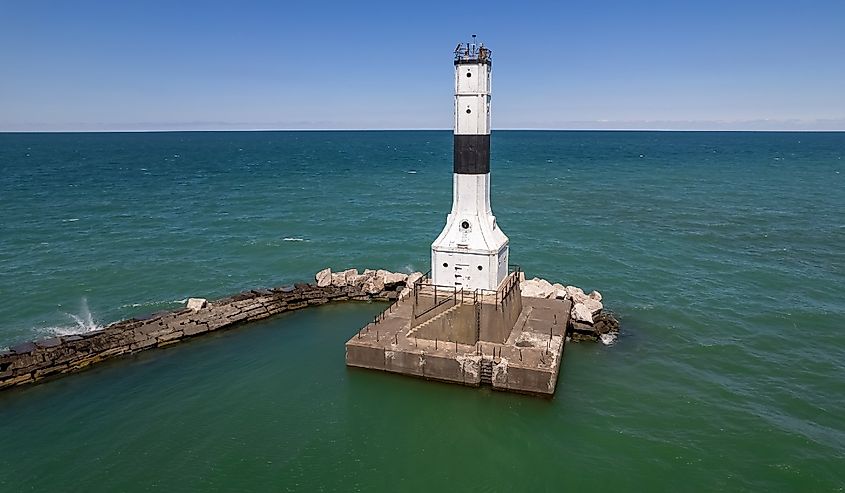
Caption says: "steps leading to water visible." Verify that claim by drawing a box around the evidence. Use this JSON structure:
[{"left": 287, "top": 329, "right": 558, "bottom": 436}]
[{"left": 480, "top": 359, "right": 493, "bottom": 385}]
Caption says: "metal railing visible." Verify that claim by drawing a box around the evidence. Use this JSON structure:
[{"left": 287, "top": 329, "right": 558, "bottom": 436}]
[
  {"left": 454, "top": 41, "right": 492, "bottom": 63},
  {"left": 413, "top": 271, "right": 459, "bottom": 319},
  {"left": 365, "top": 264, "right": 523, "bottom": 332},
  {"left": 496, "top": 264, "right": 521, "bottom": 308}
]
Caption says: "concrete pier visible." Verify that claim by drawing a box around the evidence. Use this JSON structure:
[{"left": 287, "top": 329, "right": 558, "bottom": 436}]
[
  {"left": 2, "top": 268, "right": 613, "bottom": 394},
  {"left": 345, "top": 271, "right": 572, "bottom": 396}
]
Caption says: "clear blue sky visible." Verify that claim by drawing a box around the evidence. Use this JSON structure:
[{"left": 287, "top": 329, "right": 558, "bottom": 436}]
[{"left": 1, "top": 0, "right": 843, "bottom": 131}]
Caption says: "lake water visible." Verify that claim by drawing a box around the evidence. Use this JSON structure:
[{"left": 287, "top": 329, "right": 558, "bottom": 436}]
[{"left": 0, "top": 130, "right": 843, "bottom": 490}]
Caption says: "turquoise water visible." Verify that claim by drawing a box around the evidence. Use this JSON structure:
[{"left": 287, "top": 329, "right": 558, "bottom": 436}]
[{"left": 0, "top": 131, "right": 843, "bottom": 490}]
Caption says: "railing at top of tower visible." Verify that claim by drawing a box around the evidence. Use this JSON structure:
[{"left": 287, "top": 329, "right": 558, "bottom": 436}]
[{"left": 454, "top": 41, "right": 492, "bottom": 64}]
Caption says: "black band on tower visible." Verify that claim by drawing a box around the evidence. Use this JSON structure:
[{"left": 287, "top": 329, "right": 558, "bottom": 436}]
[{"left": 453, "top": 134, "right": 490, "bottom": 174}]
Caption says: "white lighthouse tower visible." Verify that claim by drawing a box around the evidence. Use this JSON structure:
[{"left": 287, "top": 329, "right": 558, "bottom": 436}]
[{"left": 431, "top": 37, "right": 509, "bottom": 291}]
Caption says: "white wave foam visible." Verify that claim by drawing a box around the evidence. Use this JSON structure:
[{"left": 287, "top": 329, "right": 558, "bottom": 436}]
[
  {"left": 36, "top": 298, "right": 103, "bottom": 338},
  {"left": 119, "top": 298, "right": 185, "bottom": 309},
  {"left": 282, "top": 237, "right": 306, "bottom": 242},
  {"left": 65, "top": 297, "right": 100, "bottom": 332},
  {"left": 600, "top": 333, "right": 617, "bottom": 346},
  {"left": 62, "top": 218, "right": 79, "bottom": 222}
]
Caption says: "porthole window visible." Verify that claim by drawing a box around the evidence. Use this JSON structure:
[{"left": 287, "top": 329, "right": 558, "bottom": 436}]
[
  {"left": 443, "top": 262, "right": 448, "bottom": 268},
  {"left": 466, "top": 72, "right": 472, "bottom": 78},
  {"left": 460, "top": 220, "right": 470, "bottom": 229},
  {"left": 477, "top": 266, "right": 483, "bottom": 271},
  {"left": 466, "top": 108, "right": 472, "bottom": 114}
]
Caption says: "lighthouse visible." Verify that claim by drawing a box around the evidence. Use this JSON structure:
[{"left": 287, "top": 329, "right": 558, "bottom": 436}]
[{"left": 431, "top": 37, "right": 509, "bottom": 291}]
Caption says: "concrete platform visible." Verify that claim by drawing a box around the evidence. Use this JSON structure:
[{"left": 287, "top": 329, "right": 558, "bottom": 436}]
[{"left": 345, "top": 275, "right": 572, "bottom": 396}]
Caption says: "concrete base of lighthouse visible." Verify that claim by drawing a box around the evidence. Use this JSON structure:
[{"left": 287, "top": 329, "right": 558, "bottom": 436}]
[{"left": 344, "top": 271, "right": 572, "bottom": 396}]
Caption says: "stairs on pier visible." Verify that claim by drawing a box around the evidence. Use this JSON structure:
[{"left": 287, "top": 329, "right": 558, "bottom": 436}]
[
  {"left": 480, "top": 359, "right": 493, "bottom": 385},
  {"left": 408, "top": 303, "right": 462, "bottom": 338}
]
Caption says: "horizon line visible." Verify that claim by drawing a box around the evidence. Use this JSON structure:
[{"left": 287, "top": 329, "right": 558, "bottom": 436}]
[{"left": 2, "top": 127, "right": 845, "bottom": 134}]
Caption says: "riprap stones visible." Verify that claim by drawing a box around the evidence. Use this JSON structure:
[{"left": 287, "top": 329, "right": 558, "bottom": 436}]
[{"left": 520, "top": 277, "right": 620, "bottom": 344}]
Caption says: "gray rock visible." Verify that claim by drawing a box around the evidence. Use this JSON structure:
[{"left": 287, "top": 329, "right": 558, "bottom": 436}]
[
  {"left": 330, "top": 272, "right": 347, "bottom": 287},
  {"left": 315, "top": 268, "right": 332, "bottom": 287},
  {"left": 593, "top": 312, "right": 620, "bottom": 334},
  {"left": 10, "top": 342, "right": 37, "bottom": 354},
  {"left": 521, "top": 278, "right": 555, "bottom": 299},
  {"left": 381, "top": 271, "right": 408, "bottom": 287},
  {"left": 363, "top": 276, "right": 385, "bottom": 295},
  {"left": 581, "top": 297, "right": 603, "bottom": 315},
  {"left": 35, "top": 338, "right": 62, "bottom": 349},
  {"left": 571, "top": 303, "right": 594, "bottom": 324},
  {"left": 406, "top": 272, "right": 423, "bottom": 288},
  {"left": 565, "top": 286, "right": 589, "bottom": 304},
  {"left": 186, "top": 298, "right": 207, "bottom": 311}
]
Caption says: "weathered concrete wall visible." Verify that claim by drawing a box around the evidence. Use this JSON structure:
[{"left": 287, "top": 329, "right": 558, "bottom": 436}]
[
  {"left": 411, "top": 304, "right": 477, "bottom": 345},
  {"left": 1, "top": 270, "right": 413, "bottom": 392},
  {"left": 410, "top": 295, "right": 457, "bottom": 329},
  {"left": 348, "top": 344, "right": 481, "bottom": 387},
  {"left": 479, "top": 283, "right": 523, "bottom": 343}
]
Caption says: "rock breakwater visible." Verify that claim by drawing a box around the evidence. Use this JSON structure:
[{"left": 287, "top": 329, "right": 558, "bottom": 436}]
[
  {"left": 0, "top": 270, "right": 412, "bottom": 391},
  {"left": 519, "top": 277, "right": 620, "bottom": 344},
  {"left": 1, "top": 268, "right": 618, "bottom": 392}
]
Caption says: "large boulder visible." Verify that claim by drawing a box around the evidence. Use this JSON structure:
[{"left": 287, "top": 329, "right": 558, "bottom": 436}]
[
  {"left": 331, "top": 268, "right": 359, "bottom": 287},
  {"left": 521, "top": 278, "right": 555, "bottom": 299},
  {"left": 330, "top": 272, "right": 347, "bottom": 287},
  {"left": 186, "top": 298, "right": 207, "bottom": 311},
  {"left": 589, "top": 290, "right": 602, "bottom": 302},
  {"left": 565, "top": 286, "right": 589, "bottom": 304},
  {"left": 406, "top": 272, "right": 423, "bottom": 289},
  {"left": 363, "top": 275, "right": 385, "bottom": 295},
  {"left": 315, "top": 268, "right": 332, "bottom": 287},
  {"left": 593, "top": 312, "right": 620, "bottom": 335},
  {"left": 571, "top": 303, "right": 594, "bottom": 324},
  {"left": 347, "top": 273, "right": 371, "bottom": 289},
  {"left": 581, "top": 297, "right": 603, "bottom": 315},
  {"left": 379, "top": 270, "right": 408, "bottom": 288}
]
